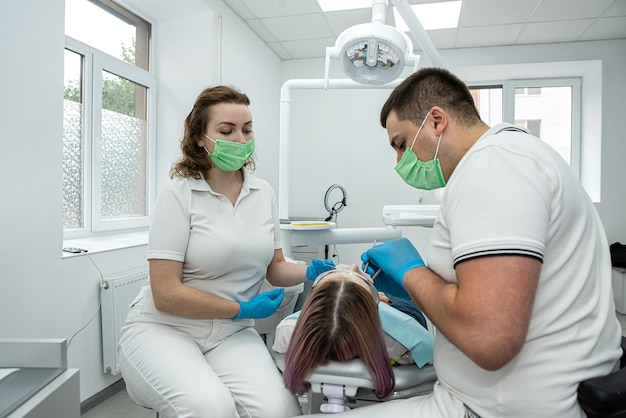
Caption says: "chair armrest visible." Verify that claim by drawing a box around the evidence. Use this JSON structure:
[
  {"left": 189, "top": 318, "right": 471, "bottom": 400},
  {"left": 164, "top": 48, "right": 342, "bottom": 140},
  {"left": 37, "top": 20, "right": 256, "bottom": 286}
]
[
  {"left": 578, "top": 366, "right": 626, "bottom": 417},
  {"left": 577, "top": 336, "right": 626, "bottom": 417}
]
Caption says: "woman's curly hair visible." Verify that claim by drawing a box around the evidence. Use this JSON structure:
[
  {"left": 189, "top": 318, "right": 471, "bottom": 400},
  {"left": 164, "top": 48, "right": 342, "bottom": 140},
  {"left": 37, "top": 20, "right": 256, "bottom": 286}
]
[{"left": 170, "top": 85, "right": 256, "bottom": 179}]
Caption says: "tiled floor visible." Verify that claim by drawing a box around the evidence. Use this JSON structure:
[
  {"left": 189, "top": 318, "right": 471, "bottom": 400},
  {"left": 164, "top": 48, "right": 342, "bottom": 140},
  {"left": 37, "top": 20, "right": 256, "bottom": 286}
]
[{"left": 82, "top": 314, "right": 626, "bottom": 417}]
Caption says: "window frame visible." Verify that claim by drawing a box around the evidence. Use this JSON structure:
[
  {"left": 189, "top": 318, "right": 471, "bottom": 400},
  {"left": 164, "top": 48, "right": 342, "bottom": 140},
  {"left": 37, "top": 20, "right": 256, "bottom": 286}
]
[
  {"left": 467, "top": 77, "right": 582, "bottom": 179},
  {"left": 505, "top": 77, "right": 582, "bottom": 178},
  {"left": 64, "top": 35, "right": 157, "bottom": 238}
]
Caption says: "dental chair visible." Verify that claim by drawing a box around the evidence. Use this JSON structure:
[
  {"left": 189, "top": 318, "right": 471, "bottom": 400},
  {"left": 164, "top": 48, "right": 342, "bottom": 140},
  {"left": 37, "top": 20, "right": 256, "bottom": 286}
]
[
  {"left": 270, "top": 340, "right": 626, "bottom": 417},
  {"left": 271, "top": 350, "right": 437, "bottom": 413},
  {"left": 270, "top": 336, "right": 626, "bottom": 416},
  {"left": 270, "top": 301, "right": 437, "bottom": 414},
  {"left": 578, "top": 336, "right": 626, "bottom": 418}
]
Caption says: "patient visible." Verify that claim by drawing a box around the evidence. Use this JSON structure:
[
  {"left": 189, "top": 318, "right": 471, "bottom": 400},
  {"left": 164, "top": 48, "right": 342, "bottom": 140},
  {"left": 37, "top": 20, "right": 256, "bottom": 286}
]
[{"left": 281, "top": 265, "right": 433, "bottom": 399}]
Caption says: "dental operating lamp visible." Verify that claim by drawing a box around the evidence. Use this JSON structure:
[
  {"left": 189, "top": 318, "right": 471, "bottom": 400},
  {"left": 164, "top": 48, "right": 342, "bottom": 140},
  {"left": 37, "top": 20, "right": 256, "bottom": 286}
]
[{"left": 324, "top": 0, "right": 446, "bottom": 88}]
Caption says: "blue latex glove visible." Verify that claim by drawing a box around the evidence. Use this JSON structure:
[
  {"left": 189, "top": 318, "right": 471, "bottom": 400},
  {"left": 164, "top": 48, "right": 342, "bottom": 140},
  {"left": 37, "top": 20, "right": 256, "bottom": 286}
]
[
  {"left": 233, "top": 288, "right": 285, "bottom": 320},
  {"left": 361, "top": 238, "right": 425, "bottom": 296},
  {"left": 306, "top": 258, "right": 336, "bottom": 281},
  {"left": 369, "top": 269, "right": 411, "bottom": 301}
]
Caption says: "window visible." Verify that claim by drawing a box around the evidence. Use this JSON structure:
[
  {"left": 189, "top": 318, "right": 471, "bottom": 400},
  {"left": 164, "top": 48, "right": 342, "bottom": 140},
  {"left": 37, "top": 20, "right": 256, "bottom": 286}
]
[
  {"left": 63, "top": 0, "right": 156, "bottom": 237},
  {"left": 469, "top": 85, "right": 503, "bottom": 126},
  {"left": 515, "top": 87, "right": 541, "bottom": 95},
  {"left": 516, "top": 119, "right": 542, "bottom": 138},
  {"left": 468, "top": 78, "right": 581, "bottom": 176},
  {"left": 507, "top": 79, "right": 580, "bottom": 172}
]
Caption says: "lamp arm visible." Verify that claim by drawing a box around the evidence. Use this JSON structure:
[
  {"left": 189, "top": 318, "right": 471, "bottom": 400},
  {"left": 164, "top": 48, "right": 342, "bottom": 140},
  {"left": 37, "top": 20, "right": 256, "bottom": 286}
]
[
  {"left": 411, "top": 54, "right": 420, "bottom": 72},
  {"left": 324, "top": 47, "right": 331, "bottom": 89},
  {"left": 371, "top": 0, "right": 387, "bottom": 24},
  {"left": 391, "top": 0, "right": 446, "bottom": 68}
]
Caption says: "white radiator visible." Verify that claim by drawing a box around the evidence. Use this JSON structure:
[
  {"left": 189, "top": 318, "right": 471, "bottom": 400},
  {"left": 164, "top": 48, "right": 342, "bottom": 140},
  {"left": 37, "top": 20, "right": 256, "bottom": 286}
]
[{"left": 100, "top": 267, "right": 149, "bottom": 375}]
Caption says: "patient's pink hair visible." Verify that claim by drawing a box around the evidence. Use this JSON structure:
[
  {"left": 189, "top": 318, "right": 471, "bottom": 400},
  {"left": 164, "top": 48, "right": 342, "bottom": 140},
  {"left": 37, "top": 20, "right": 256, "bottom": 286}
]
[{"left": 283, "top": 277, "right": 394, "bottom": 398}]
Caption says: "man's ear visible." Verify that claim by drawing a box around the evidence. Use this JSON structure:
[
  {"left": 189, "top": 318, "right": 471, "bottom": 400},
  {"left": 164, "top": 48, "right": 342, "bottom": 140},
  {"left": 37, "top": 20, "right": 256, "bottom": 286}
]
[{"left": 429, "top": 106, "right": 448, "bottom": 135}]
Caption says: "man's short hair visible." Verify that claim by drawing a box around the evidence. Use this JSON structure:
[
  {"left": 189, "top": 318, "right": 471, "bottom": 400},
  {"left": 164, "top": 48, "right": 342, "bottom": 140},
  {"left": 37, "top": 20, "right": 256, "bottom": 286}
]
[{"left": 380, "top": 67, "right": 482, "bottom": 128}]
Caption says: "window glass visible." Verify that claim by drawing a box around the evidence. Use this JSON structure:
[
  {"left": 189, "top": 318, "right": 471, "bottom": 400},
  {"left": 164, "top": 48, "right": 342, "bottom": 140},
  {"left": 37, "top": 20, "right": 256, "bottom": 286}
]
[
  {"left": 100, "top": 71, "right": 148, "bottom": 219},
  {"left": 515, "top": 85, "right": 573, "bottom": 165},
  {"left": 63, "top": 49, "right": 84, "bottom": 229},
  {"left": 469, "top": 85, "right": 503, "bottom": 126},
  {"left": 65, "top": 0, "right": 149, "bottom": 70},
  {"left": 65, "top": 0, "right": 133, "bottom": 62}
]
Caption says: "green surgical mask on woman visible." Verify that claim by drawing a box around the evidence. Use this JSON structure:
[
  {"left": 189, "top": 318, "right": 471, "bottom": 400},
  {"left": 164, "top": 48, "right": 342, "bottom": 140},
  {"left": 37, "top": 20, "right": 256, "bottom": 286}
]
[
  {"left": 203, "top": 134, "right": 255, "bottom": 172},
  {"left": 394, "top": 112, "right": 446, "bottom": 190}
]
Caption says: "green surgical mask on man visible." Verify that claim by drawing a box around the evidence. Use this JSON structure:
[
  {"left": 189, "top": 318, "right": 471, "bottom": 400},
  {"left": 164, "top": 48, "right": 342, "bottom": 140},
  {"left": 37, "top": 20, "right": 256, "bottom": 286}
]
[{"left": 394, "top": 111, "right": 446, "bottom": 190}]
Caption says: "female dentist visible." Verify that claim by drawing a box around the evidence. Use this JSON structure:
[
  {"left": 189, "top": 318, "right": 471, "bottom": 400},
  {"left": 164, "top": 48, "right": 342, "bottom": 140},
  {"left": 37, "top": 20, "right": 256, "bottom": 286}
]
[{"left": 118, "top": 85, "right": 334, "bottom": 418}]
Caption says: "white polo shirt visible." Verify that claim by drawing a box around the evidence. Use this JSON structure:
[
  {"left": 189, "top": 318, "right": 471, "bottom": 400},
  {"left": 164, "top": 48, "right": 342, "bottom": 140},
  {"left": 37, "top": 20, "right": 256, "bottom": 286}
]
[
  {"left": 428, "top": 124, "right": 622, "bottom": 417},
  {"left": 143, "top": 170, "right": 282, "bottom": 307}
]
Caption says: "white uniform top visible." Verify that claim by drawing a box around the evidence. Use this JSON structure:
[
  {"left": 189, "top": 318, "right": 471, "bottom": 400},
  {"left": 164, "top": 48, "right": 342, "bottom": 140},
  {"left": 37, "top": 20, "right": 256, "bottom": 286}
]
[
  {"left": 428, "top": 124, "right": 622, "bottom": 417},
  {"left": 135, "top": 169, "right": 282, "bottom": 323}
]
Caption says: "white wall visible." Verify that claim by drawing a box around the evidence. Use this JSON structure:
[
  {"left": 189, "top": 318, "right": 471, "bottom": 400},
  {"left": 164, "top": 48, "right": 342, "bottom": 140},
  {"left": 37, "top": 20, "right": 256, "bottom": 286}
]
[
  {"left": 0, "top": 0, "right": 64, "bottom": 338},
  {"left": 152, "top": 10, "right": 219, "bottom": 190},
  {"left": 214, "top": 5, "right": 284, "bottom": 188}
]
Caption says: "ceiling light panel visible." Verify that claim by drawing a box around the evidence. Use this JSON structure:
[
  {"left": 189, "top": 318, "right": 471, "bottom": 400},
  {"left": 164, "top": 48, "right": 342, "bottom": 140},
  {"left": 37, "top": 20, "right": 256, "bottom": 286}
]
[
  {"left": 394, "top": 1, "right": 462, "bottom": 31},
  {"left": 316, "top": 0, "right": 373, "bottom": 12}
]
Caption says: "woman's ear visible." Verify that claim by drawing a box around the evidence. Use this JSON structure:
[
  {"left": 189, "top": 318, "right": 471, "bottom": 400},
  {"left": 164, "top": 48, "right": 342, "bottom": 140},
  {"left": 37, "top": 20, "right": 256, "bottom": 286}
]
[{"left": 197, "top": 136, "right": 209, "bottom": 150}]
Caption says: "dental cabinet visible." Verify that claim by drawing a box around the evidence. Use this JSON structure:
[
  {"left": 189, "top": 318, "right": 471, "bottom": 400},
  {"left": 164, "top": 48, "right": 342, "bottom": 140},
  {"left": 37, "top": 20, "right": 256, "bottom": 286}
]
[{"left": 0, "top": 338, "right": 79, "bottom": 418}]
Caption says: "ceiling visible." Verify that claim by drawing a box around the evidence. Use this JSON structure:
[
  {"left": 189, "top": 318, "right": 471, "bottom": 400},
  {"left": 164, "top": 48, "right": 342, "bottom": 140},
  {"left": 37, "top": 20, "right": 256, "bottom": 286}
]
[{"left": 220, "top": 0, "right": 626, "bottom": 61}]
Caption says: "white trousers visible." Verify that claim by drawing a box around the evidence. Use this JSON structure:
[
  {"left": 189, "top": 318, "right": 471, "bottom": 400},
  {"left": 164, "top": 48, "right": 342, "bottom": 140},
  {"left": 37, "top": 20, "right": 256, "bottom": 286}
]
[
  {"left": 118, "top": 306, "right": 302, "bottom": 418},
  {"left": 300, "top": 381, "right": 467, "bottom": 418}
]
